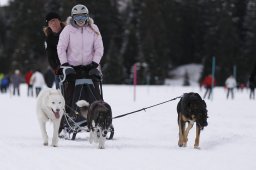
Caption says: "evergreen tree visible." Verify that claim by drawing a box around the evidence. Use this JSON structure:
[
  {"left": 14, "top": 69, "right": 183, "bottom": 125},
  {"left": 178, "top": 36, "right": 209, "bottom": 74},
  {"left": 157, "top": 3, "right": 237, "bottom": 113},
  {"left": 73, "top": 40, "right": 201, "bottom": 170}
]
[
  {"left": 103, "top": 40, "right": 125, "bottom": 84},
  {"left": 242, "top": 0, "right": 256, "bottom": 81},
  {"left": 0, "top": 6, "right": 10, "bottom": 73},
  {"left": 5, "top": 0, "right": 47, "bottom": 72},
  {"left": 201, "top": 0, "right": 242, "bottom": 85},
  {"left": 1, "top": 0, "right": 256, "bottom": 84},
  {"left": 140, "top": 0, "right": 169, "bottom": 84}
]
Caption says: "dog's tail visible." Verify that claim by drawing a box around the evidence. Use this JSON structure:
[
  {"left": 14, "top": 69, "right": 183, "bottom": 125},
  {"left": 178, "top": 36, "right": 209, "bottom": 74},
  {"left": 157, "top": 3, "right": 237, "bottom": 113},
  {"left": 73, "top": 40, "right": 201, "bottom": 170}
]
[{"left": 76, "top": 100, "right": 89, "bottom": 107}]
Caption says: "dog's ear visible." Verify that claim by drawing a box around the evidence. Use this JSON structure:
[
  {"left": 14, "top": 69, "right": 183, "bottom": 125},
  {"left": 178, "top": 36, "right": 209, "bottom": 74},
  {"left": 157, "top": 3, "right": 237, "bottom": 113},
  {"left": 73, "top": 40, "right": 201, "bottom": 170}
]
[
  {"left": 202, "top": 100, "right": 207, "bottom": 108},
  {"left": 43, "top": 90, "right": 51, "bottom": 104},
  {"left": 41, "top": 90, "right": 52, "bottom": 113},
  {"left": 48, "top": 89, "right": 58, "bottom": 96},
  {"left": 194, "top": 93, "right": 203, "bottom": 100}
]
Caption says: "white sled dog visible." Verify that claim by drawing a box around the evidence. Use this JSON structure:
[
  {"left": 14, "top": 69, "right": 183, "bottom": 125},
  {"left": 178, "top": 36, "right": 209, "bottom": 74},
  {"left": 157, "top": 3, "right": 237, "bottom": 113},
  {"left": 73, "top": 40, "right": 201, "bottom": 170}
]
[{"left": 36, "top": 88, "right": 65, "bottom": 147}]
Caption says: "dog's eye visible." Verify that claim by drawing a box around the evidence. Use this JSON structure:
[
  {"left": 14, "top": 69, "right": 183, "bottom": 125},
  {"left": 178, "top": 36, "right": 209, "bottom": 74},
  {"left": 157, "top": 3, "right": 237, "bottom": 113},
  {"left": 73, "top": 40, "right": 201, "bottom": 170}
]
[
  {"left": 52, "top": 102, "right": 55, "bottom": 104},
  {"left": 59, "top": 102, "right": 61, "bottom": 104}
]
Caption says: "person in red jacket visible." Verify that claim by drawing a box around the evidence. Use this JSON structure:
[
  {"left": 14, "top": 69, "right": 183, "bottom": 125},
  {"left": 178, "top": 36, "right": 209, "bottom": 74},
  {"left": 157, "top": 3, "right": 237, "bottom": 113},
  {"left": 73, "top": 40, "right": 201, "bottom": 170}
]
[
  {"left": 202, "top": 74, "right": 215, "bottom": 99},
  {"left": 25, "top": 70, "right": 33, "bottom": 97}
]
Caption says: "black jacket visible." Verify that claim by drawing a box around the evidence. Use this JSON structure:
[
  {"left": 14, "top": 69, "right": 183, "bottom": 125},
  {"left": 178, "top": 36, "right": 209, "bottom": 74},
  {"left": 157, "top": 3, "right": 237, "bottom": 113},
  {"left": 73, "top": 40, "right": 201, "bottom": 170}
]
[{"left": 44, "top": 24, "right": 65, "bottom": 71}]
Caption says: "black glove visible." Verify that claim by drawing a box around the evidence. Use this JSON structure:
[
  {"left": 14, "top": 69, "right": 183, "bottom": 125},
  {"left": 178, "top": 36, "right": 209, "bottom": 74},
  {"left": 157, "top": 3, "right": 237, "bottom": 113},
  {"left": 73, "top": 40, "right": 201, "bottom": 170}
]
[
  {"left": 62, "top": 67, "right": 76, "bottom": 82},
  {"left": 89, "top": 68, "right": 103, "bottom": 81},
  {"left": 87, "top": 61, "right": 99, "bottom": 70}
]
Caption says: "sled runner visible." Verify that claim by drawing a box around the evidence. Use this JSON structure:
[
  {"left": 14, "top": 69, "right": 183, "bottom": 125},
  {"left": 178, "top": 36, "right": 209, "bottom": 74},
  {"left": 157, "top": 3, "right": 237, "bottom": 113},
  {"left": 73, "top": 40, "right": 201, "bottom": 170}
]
[{"left": 58, "top": 66, "right": 114, "bottom": 140}]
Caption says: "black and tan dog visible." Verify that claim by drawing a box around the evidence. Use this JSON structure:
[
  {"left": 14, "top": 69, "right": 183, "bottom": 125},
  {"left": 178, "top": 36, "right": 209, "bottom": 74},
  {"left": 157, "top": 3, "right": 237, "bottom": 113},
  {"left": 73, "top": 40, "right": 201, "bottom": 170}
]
[
  {"left": 177, "top": 92, "right": 208, "bottom": 149},
  {"left": 76, "top": 100, "right": 112, "bottom": 149}
]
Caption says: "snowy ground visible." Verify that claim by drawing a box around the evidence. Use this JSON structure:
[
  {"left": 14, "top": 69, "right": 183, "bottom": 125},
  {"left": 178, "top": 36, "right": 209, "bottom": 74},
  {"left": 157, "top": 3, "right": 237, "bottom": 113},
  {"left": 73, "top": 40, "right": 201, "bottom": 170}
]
[{"left": 1, "top": 84, "right": 256, "bottom": 170}]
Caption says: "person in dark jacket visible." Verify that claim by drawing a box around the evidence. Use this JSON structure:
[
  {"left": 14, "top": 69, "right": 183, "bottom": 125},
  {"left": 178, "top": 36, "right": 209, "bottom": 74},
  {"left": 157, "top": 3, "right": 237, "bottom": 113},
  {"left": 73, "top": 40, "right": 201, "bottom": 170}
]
[
  {"left": 43, "top": 12, "right": 65, "bottom": 89},
  {"left": 1, "top": 75, "right": 9, "bottom": 93},
  {"left": 11, "top": 69, "right": 22, "bottom": 96},
  {"left": 249, "top": 64, "right": 256, "bottom": 99},
  {"left": 202, "top": 74, "right": 216, "bottom": 99}
]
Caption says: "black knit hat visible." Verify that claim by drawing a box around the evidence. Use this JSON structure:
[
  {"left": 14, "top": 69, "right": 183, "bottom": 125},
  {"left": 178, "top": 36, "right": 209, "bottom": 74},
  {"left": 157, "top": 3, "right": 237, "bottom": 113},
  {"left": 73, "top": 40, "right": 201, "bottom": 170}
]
[{"left": 45, "top": 12, "right": 61, "bottom": 24}]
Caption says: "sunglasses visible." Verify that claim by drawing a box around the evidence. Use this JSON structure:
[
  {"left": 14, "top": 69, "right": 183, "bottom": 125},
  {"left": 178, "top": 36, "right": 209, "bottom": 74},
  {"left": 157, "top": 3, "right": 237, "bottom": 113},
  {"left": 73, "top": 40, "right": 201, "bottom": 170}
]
[{"left": 73, "top": 14, "right": 88, "bottom": 22}]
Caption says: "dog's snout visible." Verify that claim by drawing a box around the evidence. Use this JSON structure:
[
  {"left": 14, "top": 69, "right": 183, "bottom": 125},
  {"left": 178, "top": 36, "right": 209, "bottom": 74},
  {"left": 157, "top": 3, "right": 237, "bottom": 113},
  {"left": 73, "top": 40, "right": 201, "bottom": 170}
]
[
  {"left": 102, "top": 130, "right": 108, "bottom": 137},
  {"left": 56, "top": 109, "right": 60, "bottom": 112}
]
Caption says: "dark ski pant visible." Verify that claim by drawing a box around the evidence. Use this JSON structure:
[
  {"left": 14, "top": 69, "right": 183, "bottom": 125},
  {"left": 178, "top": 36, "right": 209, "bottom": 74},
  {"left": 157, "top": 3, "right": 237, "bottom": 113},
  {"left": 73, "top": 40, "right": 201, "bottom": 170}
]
[
  {"left": 35, "top": 87, "right": 42, "bottom": 97},
  {"left": 13, "top": 86, "right": 20, "bottom": 96},
  {"left": 203, "top": 86, "right": 212, "bottom": 99},
  {"left": 250, "top": 87, "right": 255, "bottom": 99},
  {"left": 27, "top": 84, "right": 33, "bottom": 97},
  {"left": 226, "top": 88, "right": 234, "bottom": 99}
]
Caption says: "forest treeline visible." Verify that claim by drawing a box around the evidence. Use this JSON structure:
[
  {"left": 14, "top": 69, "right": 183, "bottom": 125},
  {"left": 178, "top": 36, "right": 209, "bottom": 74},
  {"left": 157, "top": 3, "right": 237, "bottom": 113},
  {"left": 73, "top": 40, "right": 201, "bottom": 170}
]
[{"left": 1, "top": 0, "right": 256, "bottom": 85}]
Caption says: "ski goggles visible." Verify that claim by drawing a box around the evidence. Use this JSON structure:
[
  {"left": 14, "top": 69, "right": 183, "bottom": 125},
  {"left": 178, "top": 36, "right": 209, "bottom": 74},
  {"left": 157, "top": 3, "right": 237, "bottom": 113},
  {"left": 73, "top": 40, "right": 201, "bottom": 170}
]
[{"left": 73, "top": 14, "right": 88, "bottom": 23}]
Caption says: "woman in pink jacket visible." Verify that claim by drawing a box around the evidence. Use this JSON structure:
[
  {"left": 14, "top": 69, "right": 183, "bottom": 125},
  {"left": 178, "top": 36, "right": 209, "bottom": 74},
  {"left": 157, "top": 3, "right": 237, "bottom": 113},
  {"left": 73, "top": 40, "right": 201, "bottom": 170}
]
[
  {"left": 57, "top": 4, "right": 104, "bottom": 69},
  {"left": 57, "top": 4, "right": 104, "bottom": 120}
]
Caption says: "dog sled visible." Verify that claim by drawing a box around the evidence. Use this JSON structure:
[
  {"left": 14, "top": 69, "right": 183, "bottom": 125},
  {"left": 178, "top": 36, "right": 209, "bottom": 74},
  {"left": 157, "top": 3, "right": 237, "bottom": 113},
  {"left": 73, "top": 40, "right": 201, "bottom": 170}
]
[{"left": 58, "top": 66, "right": 114, "bottom": 141}]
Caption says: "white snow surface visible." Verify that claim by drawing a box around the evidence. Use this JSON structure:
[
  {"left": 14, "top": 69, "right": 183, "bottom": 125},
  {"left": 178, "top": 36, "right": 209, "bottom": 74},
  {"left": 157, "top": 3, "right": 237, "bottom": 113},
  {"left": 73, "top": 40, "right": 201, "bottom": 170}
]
[
  {"left": 0, "top": 0, "right": 9, "bottom": 6},
  {"left": 1, "top": 84, "right": 256, "bottom": 170}
]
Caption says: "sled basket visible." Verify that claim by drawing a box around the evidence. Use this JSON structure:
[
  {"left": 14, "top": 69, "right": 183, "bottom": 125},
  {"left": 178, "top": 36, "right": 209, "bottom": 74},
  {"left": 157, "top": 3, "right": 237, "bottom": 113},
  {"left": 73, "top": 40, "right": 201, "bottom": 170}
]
[{"left": 58, "top": 67, "right": 114, "bottom": 140}]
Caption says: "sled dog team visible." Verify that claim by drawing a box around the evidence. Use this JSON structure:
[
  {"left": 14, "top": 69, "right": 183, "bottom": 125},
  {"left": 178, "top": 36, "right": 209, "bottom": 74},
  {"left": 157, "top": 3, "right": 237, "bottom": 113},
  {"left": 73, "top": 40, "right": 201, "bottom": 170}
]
[
  {"left": 40, "top": 3, "right": 208, "bottom": 149},
  {"left": 36, "top": 88, "right": 112, "bottom": 149},
  {"left": 36, "top": 88, "right": 208, "bottom": 149}
]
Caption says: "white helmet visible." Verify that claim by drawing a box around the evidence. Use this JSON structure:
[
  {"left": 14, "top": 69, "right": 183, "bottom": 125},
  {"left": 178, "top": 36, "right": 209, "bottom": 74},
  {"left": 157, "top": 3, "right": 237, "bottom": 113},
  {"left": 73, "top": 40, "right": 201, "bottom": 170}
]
[{"left": 71, "top": 4, "right": 89, "bottom": 16}]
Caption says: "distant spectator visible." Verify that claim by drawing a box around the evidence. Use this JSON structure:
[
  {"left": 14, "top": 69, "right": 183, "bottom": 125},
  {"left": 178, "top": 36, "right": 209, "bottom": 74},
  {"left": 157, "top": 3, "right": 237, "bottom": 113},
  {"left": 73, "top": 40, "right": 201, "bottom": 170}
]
[
  {"left": 43, "top": 12, "right": 65, "bottom": 89},
  {"left": 238, "top": 82, "right": 246, "bottom": 92},
  {"left": 25, "top": 70, "right": 33, "bottom": 97},
  {"left": 30, "top": 69, "right": 45, "bottom": 97},
  {"left": 0, "top": 72, "right": 4, "bottom": 93},
  {"left": 11, "top": 70, "right": 22, "bottom": 96},
  {"left": 225, "top": 75, "right": 237, "bottom": 99},
  {"left": 1, "top": 75, "right": 9, "bottom": 93},
  {"left": 249, "top": 77, "right": 255, "bottom": 100},
  {"left": 202, "top": 74, "right": 215, "bottom": 99},
  {"left": 249, "top": 64, "right": 256, "bottom": 100},
  {"left": 0, "top": 72, "right": 4, "bottom": 85}
]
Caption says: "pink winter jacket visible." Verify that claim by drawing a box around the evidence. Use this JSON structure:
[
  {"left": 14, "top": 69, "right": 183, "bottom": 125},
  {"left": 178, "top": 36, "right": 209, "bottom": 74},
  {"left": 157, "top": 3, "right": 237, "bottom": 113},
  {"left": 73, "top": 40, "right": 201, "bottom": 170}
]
[{"left": 57, "top": 24, "right": 104, "bottom": 66}]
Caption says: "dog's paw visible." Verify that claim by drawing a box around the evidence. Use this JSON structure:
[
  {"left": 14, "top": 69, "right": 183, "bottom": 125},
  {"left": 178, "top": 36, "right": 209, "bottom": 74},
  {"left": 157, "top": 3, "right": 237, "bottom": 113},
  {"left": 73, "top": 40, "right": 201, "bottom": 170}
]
[
  {"left": 59, "top": 129, "right": 69, "bottom": 139},
  {"left": 194, "top": 145, "right": 200, "bottom": 150},
  {"left": 98, "top": 136, "right": 106, "bottom": 149},
  {"left": 98, "top": 144, "right": 105, "bottom": 149},
  {"left": 178, "top": 143, "right": 187, "bottom": 147},
  {"left": 43, "top": 142, "right": 48, "bottom": 146},
  {"left": 51, "top": 143, "right": 58, "bottom": 147},
  {"left": 98, "top": 146, "right": 105, "bottom": 149}
]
